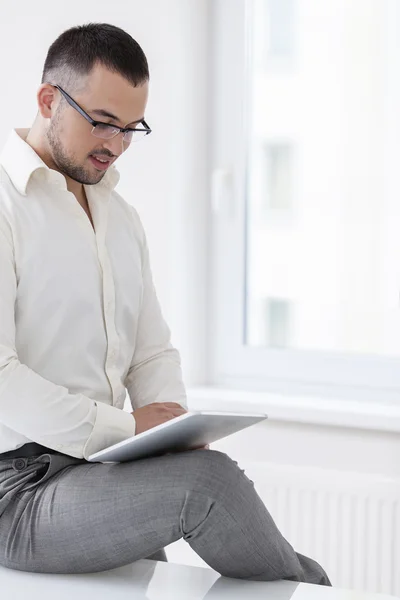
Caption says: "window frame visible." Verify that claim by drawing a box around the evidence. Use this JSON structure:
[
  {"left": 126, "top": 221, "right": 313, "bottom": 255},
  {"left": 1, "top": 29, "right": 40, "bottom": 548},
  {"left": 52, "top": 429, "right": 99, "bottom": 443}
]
[{"left": 209, "top": 0, "right": 400, "bottom": 404}]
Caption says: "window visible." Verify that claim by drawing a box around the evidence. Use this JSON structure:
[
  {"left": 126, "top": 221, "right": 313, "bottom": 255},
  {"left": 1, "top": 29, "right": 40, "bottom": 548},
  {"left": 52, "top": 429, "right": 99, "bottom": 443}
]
[
  {"left": 266, "top": 298, "right": 291, "bottom": 348},
  {"left": 266, "top": 0, "right": 295, "bottom": 60},
  {"left": 210, "top": 0, "right": 400, "bottom": 402},
  {"left": 264, "top": 144, "right": 293, "bottom": 211},
  {"left": 253, "top": 0, "right": 296, "bottom": 70},
  {"left": 247, "top": 296, "right": 293, "bottom": 348}
]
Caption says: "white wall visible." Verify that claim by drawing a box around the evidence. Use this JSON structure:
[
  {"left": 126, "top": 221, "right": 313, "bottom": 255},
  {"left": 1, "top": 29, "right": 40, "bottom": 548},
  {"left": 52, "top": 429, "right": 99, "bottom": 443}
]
[{"left": 0, "top": 0, "right": 210, "bottom": 386}]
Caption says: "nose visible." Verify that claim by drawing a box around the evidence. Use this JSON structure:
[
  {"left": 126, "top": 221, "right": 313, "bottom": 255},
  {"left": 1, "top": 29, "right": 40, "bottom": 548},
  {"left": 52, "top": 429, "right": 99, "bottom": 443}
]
[{"left": 101, "top": 132, "right": 126, "bottom": 158}]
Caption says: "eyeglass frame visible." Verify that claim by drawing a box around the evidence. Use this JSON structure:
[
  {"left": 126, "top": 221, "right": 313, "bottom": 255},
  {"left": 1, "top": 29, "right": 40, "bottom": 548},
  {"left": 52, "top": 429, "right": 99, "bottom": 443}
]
[{"left": 46, "top": 83, "right": 152, "bottom": 142}]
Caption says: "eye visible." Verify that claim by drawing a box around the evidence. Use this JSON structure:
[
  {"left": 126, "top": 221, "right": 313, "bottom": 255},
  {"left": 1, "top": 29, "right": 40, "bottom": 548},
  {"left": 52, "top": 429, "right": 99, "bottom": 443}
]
[{"left": 92, "top": 123, "right": 120, "bottom": 139}]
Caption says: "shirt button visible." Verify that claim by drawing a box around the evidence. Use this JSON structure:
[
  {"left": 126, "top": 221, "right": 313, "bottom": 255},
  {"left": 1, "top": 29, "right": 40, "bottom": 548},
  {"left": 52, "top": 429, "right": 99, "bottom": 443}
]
[{"left": 13, "top": 458, "right": 27, "bottom": 471}]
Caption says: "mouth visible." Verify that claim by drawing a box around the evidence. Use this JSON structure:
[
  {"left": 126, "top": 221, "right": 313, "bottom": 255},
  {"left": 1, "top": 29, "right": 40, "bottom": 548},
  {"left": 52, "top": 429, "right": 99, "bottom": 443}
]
[{"left": 89, "top": 155, "right": 113, "bottom": 171}]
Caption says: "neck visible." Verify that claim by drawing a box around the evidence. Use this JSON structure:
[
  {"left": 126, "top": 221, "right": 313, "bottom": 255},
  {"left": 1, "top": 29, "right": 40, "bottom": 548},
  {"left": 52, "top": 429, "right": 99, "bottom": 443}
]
[{"left": 25, "top": 121, "right": 84, "bottom": 200}]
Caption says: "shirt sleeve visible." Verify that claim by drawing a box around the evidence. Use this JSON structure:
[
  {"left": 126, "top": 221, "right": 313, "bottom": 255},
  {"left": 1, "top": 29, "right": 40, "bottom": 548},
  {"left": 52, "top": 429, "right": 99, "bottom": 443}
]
[
  {"left": 124, "top": 206, "right": 188, "bottom": 412},
  {"left": 0, "top": 215, "right": 135, "bottom": 460}
]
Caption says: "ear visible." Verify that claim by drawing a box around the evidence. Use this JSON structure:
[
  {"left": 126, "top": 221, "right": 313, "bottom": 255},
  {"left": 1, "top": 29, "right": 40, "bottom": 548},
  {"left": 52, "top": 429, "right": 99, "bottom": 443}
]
[{"left": 37, "top": 84, "right": 58, "bottom": 119}]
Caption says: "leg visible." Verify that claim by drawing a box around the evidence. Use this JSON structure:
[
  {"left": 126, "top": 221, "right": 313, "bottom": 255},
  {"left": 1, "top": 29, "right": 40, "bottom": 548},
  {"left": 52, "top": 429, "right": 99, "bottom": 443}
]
[
  {"left": 145, "top": 548, "right": 167, "bottom": 562},
  {"left": 177, "top": 451, "right": 330, "bottom": 585},
  {"left": 0, "top": 449, "right": 330, "bottom": 584}
]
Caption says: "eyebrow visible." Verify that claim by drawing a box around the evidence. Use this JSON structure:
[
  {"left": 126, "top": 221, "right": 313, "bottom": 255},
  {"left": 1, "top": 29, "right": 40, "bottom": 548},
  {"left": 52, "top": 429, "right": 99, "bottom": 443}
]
[{"left": 91, "top": 108, "right": 144, "bottom": 126}]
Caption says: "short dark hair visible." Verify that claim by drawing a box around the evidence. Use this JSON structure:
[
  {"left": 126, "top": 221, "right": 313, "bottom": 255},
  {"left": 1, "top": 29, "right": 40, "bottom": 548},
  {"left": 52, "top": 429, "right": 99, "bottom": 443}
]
[{"left": 41, "top": 23, "right": 149, "bottom": 92}]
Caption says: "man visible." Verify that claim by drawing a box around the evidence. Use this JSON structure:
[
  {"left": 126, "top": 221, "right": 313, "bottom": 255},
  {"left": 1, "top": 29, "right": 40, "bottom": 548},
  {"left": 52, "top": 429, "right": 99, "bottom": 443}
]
[{"left": 0, "top": 22, "right": 330, "bottom": 584}]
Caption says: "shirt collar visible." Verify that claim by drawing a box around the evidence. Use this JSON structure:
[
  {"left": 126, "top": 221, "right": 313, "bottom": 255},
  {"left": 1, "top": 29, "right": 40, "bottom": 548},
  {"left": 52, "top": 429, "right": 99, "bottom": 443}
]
[{"left": 0, "top": 128, "right": 120, "bottom": 196}]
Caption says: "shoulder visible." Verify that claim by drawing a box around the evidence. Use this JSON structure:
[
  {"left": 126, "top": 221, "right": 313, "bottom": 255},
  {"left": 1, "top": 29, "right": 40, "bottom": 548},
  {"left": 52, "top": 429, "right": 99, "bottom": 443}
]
[
  {"left": 0, "top": 165, "right": 12, "bottom": 204},
  {"left": 0, "top": 167, "right": 13, "bottom": 233},
  {"left": 0, "top": 164, "right": 20, "bottom": 217},
  {"left": 110, "top": 190, "right": 146, "bottom": 244},
  {"left": 0, "top": 195, "right": 14, "bottom": 250}
]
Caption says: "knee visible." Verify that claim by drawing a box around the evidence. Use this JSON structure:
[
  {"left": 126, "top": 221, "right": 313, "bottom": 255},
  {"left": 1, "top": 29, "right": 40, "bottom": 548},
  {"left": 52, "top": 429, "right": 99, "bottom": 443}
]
[
  {"left": 177, "top": 450, "right": 250, "bottom": 539},
  {"left": 184, "top": 449, "right": 244, "bottom": 496},
  {"left": 190, "top": 448, "right": 237, "bottom": 471}
]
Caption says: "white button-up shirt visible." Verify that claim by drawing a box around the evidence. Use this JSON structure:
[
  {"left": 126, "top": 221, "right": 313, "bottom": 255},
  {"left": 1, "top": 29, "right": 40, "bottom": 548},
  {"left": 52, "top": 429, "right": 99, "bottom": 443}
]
[{"left": 0, "top": 129, "right": 187, "bottom": 459}]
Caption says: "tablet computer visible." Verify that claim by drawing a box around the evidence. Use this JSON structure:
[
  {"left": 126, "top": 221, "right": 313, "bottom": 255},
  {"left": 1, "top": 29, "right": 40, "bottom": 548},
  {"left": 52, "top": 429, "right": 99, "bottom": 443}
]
[{"left": 88, "top": 410, "right": 268, "bottom": 463}]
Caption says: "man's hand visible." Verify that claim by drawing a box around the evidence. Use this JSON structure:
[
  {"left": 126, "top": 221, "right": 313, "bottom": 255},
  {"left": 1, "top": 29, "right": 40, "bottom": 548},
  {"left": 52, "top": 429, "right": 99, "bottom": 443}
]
[{"left": 132, "top": 402, "right": 187, "bottom": 435}]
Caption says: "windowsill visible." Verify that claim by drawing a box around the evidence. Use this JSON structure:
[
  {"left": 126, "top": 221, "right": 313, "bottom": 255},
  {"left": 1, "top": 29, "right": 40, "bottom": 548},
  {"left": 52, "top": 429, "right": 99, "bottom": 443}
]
[{"left": 186, "top": 386, "right": 400, "bottom": 434}]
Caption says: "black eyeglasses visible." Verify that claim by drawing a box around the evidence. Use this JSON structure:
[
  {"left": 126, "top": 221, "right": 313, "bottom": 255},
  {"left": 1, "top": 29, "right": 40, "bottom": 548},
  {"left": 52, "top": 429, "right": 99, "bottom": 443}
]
[{"left": 47, "top": 84, "right": 152, "bottom": 143}]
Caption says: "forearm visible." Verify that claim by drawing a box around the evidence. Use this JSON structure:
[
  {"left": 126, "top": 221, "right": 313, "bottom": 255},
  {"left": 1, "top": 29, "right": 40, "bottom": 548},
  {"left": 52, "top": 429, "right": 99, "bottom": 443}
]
[
  {"left": 125, "top": 345, "right": 187, "bottom": 411},
  {"left": 0, "top": 357, "right": 135, "bottom": 459}
]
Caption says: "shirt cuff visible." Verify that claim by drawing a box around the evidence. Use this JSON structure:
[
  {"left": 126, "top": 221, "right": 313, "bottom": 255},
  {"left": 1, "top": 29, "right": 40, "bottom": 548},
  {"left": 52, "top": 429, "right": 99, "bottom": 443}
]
[{"left": 82, "top": 401, "right": 136, "bottom": 460}]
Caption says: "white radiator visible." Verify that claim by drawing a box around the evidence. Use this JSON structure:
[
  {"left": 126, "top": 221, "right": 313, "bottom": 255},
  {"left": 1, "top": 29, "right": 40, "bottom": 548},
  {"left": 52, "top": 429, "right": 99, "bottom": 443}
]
[
  {"left": 247, "top": 463, "right": 400, "bottom": 596},
  {"left": 167, "top": 462, "right": 400, "bottom": 596}
]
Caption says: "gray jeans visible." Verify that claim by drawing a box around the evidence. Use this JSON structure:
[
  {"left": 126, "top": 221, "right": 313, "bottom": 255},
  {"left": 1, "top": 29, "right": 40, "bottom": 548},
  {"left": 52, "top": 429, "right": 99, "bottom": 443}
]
[{"left": 0, "top": 448, "right": 331, "bottom": 584}]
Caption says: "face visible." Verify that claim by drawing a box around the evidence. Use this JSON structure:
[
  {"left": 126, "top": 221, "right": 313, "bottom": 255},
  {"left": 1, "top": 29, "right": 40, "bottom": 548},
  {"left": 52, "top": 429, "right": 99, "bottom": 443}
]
[{"left": 40, "top": 62, "right": 149, "bottom": 186}]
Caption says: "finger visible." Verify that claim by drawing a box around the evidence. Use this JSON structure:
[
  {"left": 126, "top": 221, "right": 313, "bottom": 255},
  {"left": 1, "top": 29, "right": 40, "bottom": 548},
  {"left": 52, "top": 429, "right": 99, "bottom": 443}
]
[
  {"left": 171, "top": 409, "right": 187, "bottom": 416},
  {"left": 168, "top": 412, "right": 186, "bottom": 420},
  {"left": 158, "top": 413, "right": 181, "bottom": 424},
  {"left": 164, "top": 407, "right": 187, "bottom": 416},
  {"left": 162, "top": 403, "right": 188, "bottom": 410}
]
